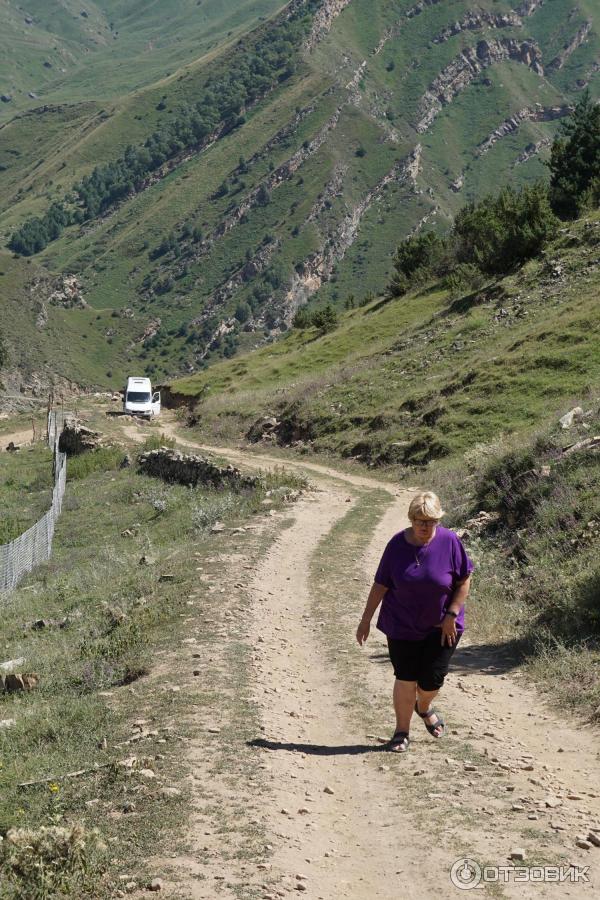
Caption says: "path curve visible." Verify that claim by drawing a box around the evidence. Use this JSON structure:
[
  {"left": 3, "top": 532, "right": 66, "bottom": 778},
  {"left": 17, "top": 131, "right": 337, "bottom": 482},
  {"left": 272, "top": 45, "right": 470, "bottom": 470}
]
[{"left": 122, "top": 416, "right": 600, "bottom": 898}]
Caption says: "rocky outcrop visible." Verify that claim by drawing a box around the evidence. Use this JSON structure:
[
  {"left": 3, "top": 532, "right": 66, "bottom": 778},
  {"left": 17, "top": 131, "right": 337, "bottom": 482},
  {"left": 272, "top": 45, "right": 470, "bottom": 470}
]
[
  {"left": 476, "top": 105, "right": 573, "bottom": 156},
  {"left": 432, "top": 11, "right": 522, "bottom": 45},
  {"left": 215, "top": 108, "right": 342, "bottom": 239},
  {"left": 162, "top": 104, "right": 344, "bottom": 283},
  {"left": 373, "top": 0, "right": 445, "bottom": 56},
  {"left": 307, "top": 164, "right": 348, "bottom": 223},
  {"left": 514, "top": 138, "right": 551, "bottom": 166},
  {"left": 547, "top": 22, "right": 592, "bottom": 72},
  {"left": 190, "top": 239, "right": 279, "bottom": 353},
  {"left": 138, "top": 448, "right": 258, "bottom": 491},
  {"left": 516, "top": 0, "right": 545, "bottom": 16},
  {"left": 576, "top": 61, "right": 600, "bottom": 90},
  {"left": 28, "top": 274, "right": 87, "bottom": 310},
  {"left": 281, "top": 146, "right": 422, "bottom": 320},
  {"left": 305, "top": 0, "right": 353, "bottom": 51},
  {"left": 416, "top": 39, "right": 544, "bottom": 133},
  {"left": 59, "top": 418, "right": 103, "bottom": 455},
  {"left": 406, "top": 0, "right": 445, "bottom": 20}
]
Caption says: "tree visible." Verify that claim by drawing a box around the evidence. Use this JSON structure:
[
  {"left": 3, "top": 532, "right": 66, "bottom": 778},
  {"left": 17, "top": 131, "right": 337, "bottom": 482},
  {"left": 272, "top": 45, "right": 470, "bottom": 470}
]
[
  {"left": 388, "top": 231, "right": 446, "bottom": 296},
  {"left": 549, "top": 91, "right": 600, "bottom": 219},
  {"left": 234, "top": 301, "right": 251, "bottom": 323},
  {"left": 256, "top": 184, "right": 271, "bottom": 206},
  {"left": 453, "top": 182, "right": 558, "bottom": 274}
]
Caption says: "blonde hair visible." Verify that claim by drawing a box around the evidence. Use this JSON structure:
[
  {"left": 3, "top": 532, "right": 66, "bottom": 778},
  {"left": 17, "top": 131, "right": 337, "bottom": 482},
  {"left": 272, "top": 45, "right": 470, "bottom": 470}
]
[{"left": 408, "top": 491, "right": 445, "bottom": 521}]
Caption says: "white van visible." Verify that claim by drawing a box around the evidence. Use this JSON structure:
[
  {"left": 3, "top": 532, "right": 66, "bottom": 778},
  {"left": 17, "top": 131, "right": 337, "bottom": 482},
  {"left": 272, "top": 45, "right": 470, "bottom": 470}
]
[{"left": 123, "top": 377, "right": 161, "bottom": 418}]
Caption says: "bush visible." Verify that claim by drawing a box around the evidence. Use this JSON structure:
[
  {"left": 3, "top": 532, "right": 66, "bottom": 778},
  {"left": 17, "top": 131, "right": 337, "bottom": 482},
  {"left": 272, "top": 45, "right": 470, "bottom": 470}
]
[
  {"left": 0, "top": 824, "right": 106, "bottom": 899},
  {"left": 388, "top": 231, "right": 447, "bottom": 296},
  {"left": 453, "top": 182, "right": 558, "bottom": 275},
  {"left": 292, "top": 304, "right": 338, "bottom": 332},
  {"left": 549, "top": 90, "right": 600, "bottom": 219},
  {"left": 67, "top": 446, "right": 126, "bottom": 480},
  {"left": 474, "top": 438, "right": 558, "bottom": 527}
]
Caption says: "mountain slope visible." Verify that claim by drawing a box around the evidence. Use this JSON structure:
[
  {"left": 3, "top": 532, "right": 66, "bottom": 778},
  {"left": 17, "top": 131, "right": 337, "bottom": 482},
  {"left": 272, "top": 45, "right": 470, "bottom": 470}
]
[
  {"left": 0, "top": 0, "right": 599, "bottom": 392},
  {"left": 165, "top": 209, "right": 600, "bottom": 467}
]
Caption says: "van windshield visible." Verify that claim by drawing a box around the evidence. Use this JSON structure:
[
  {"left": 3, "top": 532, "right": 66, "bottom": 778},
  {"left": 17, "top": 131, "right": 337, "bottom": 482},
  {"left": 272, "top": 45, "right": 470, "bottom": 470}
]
[{"left": 127, "top": 391, "right": 151, "bottom": 403}]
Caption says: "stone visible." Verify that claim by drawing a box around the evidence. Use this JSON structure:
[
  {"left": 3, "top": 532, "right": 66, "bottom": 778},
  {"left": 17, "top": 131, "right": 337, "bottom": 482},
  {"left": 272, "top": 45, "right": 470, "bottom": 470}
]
[
  {"left": 0, "top": 718, "right": 16, "bottom": 729},
  {"left": 545, "top": 797, "right": 562, "bottom": 808},
  {"left": 148, "top": 878, "right": 163, "bottom": 891},
  {"left": 161, "top": 787, "right": 182, "bottom": 799},
  {"left": 139, "top": 769, "right": 156, "bottom": 779},
  {"left": 0, "top": 657, "right": 26, "bottom": 672},
  {"left": 509, "top": 849, "right": 526, "bottom": 861},
  {"left": 576, "top": 840, "right": 592, "bottom": 850},
  {"left": 587, "top": 832, "right": 600, "bottom": 847},
  {"left": 139, "top": 555, "right": 156, "bottom": 566},
  {"left": 559, "top": 406, "right": 584, "bottom": 429},
  {"left": 1, "top": 672, "right": 39, "bottom": 692},
  {"left": 323, "top": 786, "right": 334, "bottom": 795}
]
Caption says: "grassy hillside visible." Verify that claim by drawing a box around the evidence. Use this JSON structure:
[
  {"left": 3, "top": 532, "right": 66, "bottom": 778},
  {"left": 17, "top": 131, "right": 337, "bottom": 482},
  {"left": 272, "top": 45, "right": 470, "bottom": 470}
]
[
  {"left": 0, "top": 0, "right": 284, "bottom": 122},
  {"left": 167, "top": 208, "right": 600, "bottom": 467},
  {"left": 1, "top": 0, "right": 598, "bottom": 393},
  {"left": 0, "top": 422, "right": 305, "bottom": 897}
]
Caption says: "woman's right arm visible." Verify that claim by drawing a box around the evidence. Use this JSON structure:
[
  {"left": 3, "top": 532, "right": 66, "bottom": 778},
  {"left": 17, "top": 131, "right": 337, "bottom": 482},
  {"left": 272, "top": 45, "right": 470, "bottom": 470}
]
[{"left": 356, "top": 582, "right": 388, "bottom": 645}]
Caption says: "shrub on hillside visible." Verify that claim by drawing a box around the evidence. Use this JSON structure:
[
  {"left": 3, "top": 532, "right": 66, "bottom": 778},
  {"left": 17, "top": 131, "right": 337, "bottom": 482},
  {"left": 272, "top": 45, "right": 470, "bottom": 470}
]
[
  {"left": 387, "top": 231, "right": 447, "bottom": 297},
  {"left": 453, "top": 182, "right": 558, "bottom": 275},
  {"left": 292, "top": 304, "right": 338, "bottom": 332},
  {"left": 0, "top": 824, "right": 106, "bottom": 899},
  {"left": 549, "top": 91, "right": 600, "bottom": 220}
]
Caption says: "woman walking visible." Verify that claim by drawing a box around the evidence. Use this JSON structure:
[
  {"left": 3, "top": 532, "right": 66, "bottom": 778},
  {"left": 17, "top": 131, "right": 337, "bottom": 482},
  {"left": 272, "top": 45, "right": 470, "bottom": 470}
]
[{"left": 356, "top": 491, "right": 472, "bottom": 752}]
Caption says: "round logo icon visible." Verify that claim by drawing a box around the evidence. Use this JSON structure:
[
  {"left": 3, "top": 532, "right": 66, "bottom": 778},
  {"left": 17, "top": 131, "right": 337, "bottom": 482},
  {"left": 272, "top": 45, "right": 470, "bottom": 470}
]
[{"left": 450, "top": 858, "right": 482, "bottom": 890}]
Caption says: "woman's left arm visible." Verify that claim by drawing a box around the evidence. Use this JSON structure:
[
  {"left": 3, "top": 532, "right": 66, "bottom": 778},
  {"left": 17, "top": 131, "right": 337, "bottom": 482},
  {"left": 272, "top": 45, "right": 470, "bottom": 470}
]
[{"left": 440, "top": 575, "right": 472, "bottom": 646}]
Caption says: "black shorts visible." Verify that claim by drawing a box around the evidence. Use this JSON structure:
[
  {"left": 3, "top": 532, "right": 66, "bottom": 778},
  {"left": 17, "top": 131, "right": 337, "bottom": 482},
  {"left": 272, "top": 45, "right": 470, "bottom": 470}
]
[{"left": 387, "top": 630, "right": 460, "bottom": 691}]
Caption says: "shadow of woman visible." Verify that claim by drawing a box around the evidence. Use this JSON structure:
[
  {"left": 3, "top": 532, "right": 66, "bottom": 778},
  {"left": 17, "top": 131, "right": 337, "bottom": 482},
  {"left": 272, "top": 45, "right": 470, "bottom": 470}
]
[{"left": 248, "top": 738, "right": 388, "bottom": 756}]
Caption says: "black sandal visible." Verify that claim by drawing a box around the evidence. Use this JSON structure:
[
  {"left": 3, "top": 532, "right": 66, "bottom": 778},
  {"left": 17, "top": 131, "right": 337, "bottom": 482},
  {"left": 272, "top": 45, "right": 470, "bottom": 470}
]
[
  {"left": 389, "top": 730, "right": 410, "bottom": 752},
  {"left": 414, "top": 702, "right": 445, "bottom": 738}
]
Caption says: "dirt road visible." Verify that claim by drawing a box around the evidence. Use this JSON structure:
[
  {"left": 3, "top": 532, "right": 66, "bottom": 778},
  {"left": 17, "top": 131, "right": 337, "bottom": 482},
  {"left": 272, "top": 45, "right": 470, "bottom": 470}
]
[{"left": 122, "top": 417, "right": 600, "bottom": 898}]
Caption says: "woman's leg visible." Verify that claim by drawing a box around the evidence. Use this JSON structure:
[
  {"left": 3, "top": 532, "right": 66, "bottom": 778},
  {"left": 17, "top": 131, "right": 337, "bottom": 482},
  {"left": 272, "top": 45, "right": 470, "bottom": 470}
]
[
  {"left": 415, "top": 687, "right": 442, "bottom": 736},
  {"left": 415, "top": 631, "right": 461, "bottom": 736},
  {"left": 393, "top": 679, "right": 417, "bottom": 733}
]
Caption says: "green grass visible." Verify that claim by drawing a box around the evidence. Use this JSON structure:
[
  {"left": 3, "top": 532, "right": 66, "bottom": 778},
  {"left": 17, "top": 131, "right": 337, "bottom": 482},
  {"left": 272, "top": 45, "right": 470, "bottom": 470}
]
[
  {"left": 426, "top": 400, "right": 600, "bottom": 717},
  {"left": 0, "top": 0, "right": 286, "bottom": 124},
  {"left": 0, "top": 428, "right": 305, "bottom": 896},
  {"left": 166, "top": 210, "right": 600, "bottom": 468},
  {"left": 0, "top": 442, "right": 54, "bottom": 542}
]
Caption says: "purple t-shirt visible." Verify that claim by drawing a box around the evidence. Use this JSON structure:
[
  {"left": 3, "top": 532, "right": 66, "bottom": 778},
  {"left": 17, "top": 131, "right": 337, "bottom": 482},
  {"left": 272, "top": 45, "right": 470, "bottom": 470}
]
[{"left": 374, "top": 526, "right": 473, "bottom": 641}]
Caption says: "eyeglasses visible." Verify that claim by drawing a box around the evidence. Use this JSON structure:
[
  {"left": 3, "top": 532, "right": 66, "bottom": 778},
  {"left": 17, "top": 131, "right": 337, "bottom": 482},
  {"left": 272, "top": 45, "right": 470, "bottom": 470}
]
[{"left": 412, "top": 518, "right": 439, "bottom": 527}]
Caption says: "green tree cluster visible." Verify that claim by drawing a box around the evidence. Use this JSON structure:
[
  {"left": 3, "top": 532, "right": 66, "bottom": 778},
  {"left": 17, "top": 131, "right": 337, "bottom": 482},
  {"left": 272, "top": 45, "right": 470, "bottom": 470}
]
[
  {"left": 454, "top": 181, "right": 558, "bottom": 275},
  {"left": 293, "top": 304, "right": 338, "bottom": 332},
  {"left": 388, "top": 182, "right": 558, "bottom": 295}
]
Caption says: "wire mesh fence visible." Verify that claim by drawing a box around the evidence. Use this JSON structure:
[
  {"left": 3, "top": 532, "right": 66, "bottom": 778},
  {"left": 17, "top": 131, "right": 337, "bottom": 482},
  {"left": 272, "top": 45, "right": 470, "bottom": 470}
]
[{"left": 0, "top": 409, "right": 68, "bottom": 594}]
